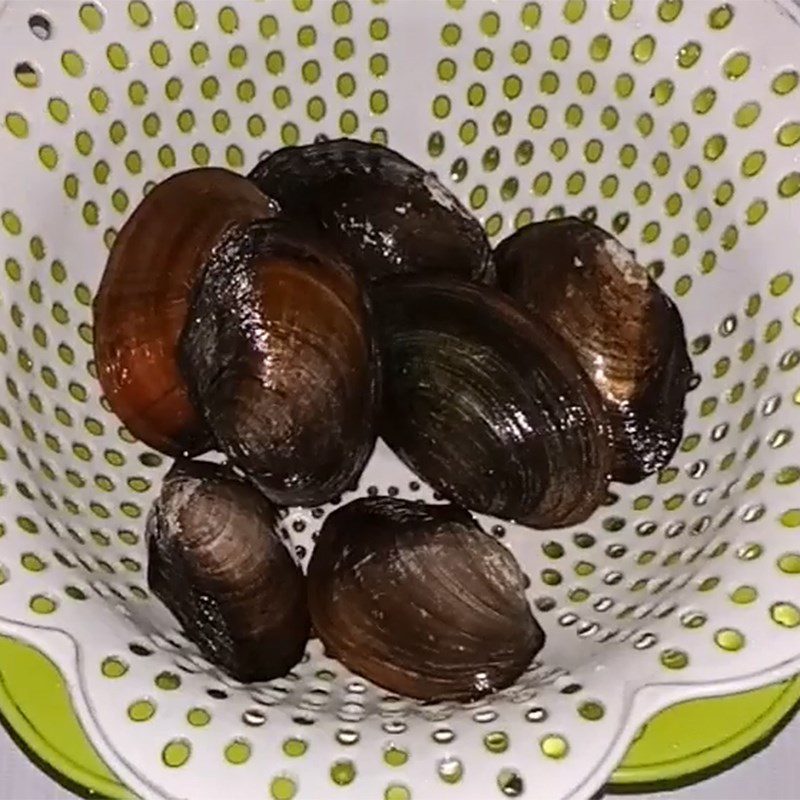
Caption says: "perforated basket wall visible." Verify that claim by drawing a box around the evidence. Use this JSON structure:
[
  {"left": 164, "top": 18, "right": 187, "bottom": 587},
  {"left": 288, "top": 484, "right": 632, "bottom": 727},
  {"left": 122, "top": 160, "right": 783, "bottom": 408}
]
[{"left": 1, "top": 0, "right": 800, "bottom": 798}]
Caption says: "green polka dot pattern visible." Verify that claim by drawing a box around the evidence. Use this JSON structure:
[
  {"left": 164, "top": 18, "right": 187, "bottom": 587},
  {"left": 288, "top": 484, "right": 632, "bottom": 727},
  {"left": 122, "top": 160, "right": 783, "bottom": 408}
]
[{"left": 1, "top": 1, "right": 800, "bottom": 799}]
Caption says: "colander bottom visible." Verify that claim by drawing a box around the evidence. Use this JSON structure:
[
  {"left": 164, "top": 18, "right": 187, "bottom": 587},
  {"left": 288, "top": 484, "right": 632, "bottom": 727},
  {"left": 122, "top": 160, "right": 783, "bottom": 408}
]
[{"left": 1, "top": 635, "right": 797, "bottom": 799}]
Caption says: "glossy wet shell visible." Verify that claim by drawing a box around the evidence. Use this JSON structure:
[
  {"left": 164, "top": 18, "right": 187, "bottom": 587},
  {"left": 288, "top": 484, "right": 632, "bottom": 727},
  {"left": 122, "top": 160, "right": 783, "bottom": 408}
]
[
  {"left": 307, "top": 496, "right": 544, "bottom": 702},
  {"left": 495, "top": 217, "right": 693, "bottom": 483},
  {"left": 373, "top": 277, "right": 612, "bottom": 528},
  {"left": 179, "top": 218, "right": 378, "bottom": 507},
  {"left": 92, "top": 167, "right": 277, "bottom": 457},
  {"left": 248, "top": 138, "right": 494, "bottom": 286},
  {"left": 146, "top": 459, "right": 310, "bottom": 683}
]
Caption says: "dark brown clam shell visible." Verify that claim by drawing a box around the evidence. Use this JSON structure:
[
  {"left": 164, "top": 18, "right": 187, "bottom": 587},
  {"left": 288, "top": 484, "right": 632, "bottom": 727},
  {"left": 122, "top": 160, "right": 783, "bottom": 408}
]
[
  {"left": 372, "top": 276, "right": 612, "bottom": 528},
  {"left": 248, "top": 138, "right": 494, "bottom": 286},
  {"left": 93, "top": 167, "right": 277, "bottom": 456},
  {"left": 307, "top": 496, "right": 544, "bottom": 702},
  {"left": 179, "top": 218, "right": 378, "bottom": 507},
  {"left": 495, "top": 217, "right": 693, "bottom": 483},
  {"left": 146, "top": 459, "right": 310, "bottom": 682}
]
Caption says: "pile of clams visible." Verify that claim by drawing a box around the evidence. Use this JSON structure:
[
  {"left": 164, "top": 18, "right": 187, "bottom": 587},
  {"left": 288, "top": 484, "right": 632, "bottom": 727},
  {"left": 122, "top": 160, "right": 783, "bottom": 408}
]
[{"left": 94, "top": 138, "right": 691, "bottom": 700}]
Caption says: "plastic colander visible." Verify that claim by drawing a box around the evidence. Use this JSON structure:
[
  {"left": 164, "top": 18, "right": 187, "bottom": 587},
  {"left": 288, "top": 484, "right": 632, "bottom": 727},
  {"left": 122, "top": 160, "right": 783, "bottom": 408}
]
[{"left": 1, "top": 1, "right": 800, "bottom": 798}]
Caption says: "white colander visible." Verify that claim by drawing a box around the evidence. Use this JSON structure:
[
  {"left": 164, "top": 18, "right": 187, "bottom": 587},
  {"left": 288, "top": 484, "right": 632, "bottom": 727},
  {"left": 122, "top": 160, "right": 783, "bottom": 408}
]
[{"left": 2, "top": 0, "right": 800, "bottom": 798}]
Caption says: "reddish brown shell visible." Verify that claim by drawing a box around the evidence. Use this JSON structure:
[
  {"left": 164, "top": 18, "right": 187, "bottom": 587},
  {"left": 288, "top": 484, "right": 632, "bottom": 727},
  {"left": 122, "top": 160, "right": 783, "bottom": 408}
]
[
  {"left": 307, "top": 496, "right": 544, "bottom": 702},
  {"left": 147, "top": 459, "right": 310, "bottom": 683},
  {"left": 93, "top": 167, "right": 277, "bottom": 456},
  {"left": 179, "top": 218, "right": 379, "bottom": 507},
  {"left": 495, "top": 217, "right": 693, "bottom": 483}
]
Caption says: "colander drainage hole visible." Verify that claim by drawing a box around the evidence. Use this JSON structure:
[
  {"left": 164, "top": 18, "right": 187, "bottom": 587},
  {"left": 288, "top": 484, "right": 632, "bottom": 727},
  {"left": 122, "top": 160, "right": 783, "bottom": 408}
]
[{"left": 28, "top": 14, "right": 52, "bottom": 40}]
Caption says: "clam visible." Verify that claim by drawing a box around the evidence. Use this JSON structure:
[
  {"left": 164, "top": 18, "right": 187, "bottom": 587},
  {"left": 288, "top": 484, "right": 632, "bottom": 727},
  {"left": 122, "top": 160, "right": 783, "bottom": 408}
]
[
  {"left": 372, "top": 276, "right": 612, "bottom": 528},
  {"left": 146, "top": 459, "right": 309, "bottom": 682},
  {"left": 307, "top": 496, "right": 544, "bottom": 702},
  {"left": 495, "top": 217, "right": 693, "bottom": 483},
  {"left": 179, "top": 218, "right": 378, "bottom": 507},
  {"left": 248, "top": 138, "right": 494, "bottom": 286},
  {"left": 93, "top": 167, "right": 277, "bottom": 456}
]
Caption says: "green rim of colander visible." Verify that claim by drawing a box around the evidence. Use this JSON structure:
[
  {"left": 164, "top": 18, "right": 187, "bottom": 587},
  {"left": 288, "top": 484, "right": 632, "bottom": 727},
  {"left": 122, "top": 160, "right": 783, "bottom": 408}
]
[
  {"left": 0, "top": 634, "right": 797, "bottom": 798},
  {"left": 611, "top": 676, "right": 800, "bottom": 791},
  {"left": 0, "top": 635, "right": 134, "bottom": 800}
]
